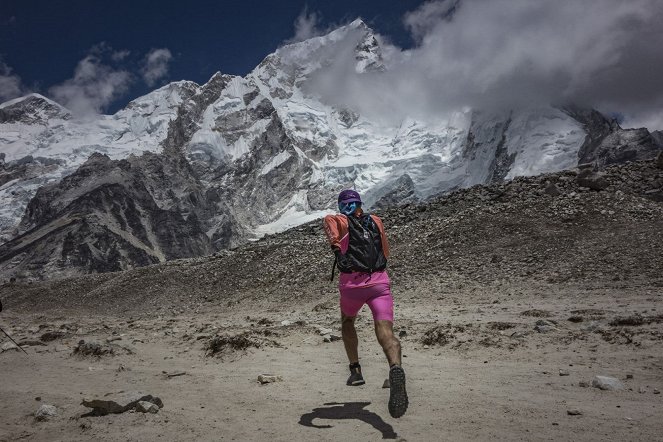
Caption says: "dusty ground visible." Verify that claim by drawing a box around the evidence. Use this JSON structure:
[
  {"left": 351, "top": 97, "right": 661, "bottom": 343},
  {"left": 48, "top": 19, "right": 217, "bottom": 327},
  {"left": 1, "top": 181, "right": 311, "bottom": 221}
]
[
  {"left": 1, "top": 159, "right": 662, "bottom": 441},
  {"left": 1, "top": 279, "right": 662, "bottom": 441}
]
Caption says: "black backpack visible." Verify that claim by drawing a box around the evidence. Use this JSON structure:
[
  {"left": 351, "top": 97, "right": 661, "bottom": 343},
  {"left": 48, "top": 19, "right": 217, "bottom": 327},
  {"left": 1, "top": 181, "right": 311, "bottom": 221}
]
[{"left": 334, "top": 213, "right": 387, "bottom": 276}]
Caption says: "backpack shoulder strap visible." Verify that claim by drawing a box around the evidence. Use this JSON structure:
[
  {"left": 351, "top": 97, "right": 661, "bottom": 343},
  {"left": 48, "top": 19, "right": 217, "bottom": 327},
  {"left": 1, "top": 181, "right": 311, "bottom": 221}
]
[{"left": 370, "top": 215, "right": 389, "bottom": 258}]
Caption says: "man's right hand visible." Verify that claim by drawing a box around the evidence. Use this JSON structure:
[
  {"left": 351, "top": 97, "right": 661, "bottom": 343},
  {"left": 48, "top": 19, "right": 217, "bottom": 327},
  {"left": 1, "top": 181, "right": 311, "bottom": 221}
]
[{"left": 334, "top": 249, "right": 352, "bottom": 272}]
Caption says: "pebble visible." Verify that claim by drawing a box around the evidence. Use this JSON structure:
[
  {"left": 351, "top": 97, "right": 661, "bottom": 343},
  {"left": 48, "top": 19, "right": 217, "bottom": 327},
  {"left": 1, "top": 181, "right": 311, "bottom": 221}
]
[
  {"left": 258, "top": 374, "right": 282, "bottom": 384},
  {"left": 592, "top": 375, "right": 625, "bottom": 391},
  {"left": 1, "top": 342, "right": 19, "bottom": 352},
  {"left": 567, "top": 409, "right": 582, "bottom": 416},
  {"left": 578, "top": 381, "right": 589, "bottom": 388},
  {"left": 136, "top": 401, "right": 160, "bottom": 414},
  {"left": 534, "top": 324, "right": 556, "bottom": 333},
  {"left": 34, "top": 404, "right": 57, "bottom": 421},
  {"left": 559, "top": 369, "right": 570, "bottom": 376},
  {"left": 322, "top": 334, "right": 341, "bottom": 343},
  {"left": 654, "top": 389, "right": 661, "bottom": 395}
]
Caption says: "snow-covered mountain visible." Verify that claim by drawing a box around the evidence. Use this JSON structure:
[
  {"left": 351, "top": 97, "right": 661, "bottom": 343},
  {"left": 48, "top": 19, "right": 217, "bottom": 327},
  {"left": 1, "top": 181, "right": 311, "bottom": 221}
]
[{"left": 0, "top": 19, "right": 661, "bottom": 279}]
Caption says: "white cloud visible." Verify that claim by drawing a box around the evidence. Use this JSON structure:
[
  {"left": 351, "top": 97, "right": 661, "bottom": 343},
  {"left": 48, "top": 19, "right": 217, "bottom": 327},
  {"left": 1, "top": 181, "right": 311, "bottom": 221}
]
[
  {"left": 304, "top": 0, "right": 663, "bottom": 130},
  {"left": 622, "top": 111, "right": 663, "bottom": 131},
  {"left": 403, "top": 0, "right": 459, "bottom": 42},
  {"left": 48, "top": 54, "right": 132, "bottom": 116},
  {"left": 288, "top": 7, "right": 322, "bottom": 43},
  {"left": 111, "top": 49, "right": 131, "bottom": 62},
  {"left": 141, "top": 48, "right": 173, "bottom": 87},
  {"left": 0, "top": 61, "right": 26, "bottom": 102}
]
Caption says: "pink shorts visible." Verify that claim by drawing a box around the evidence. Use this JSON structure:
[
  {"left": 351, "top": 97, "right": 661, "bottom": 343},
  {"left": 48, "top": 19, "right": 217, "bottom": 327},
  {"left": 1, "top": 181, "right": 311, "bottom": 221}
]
[{"left": 339, "top": 271, "right": 394, "bottom": 322}]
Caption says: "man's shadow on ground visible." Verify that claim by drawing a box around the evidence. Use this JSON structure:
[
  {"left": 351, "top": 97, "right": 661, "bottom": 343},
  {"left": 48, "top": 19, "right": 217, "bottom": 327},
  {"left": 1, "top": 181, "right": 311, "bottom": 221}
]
[{"left": 299, "top": 401, "right": 398, "bottom": 440}]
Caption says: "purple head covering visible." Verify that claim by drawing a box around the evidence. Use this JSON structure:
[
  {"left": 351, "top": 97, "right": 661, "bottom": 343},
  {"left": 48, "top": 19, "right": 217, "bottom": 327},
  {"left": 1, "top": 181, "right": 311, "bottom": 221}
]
[{"left": 338, "top": 189, "right": 362, "bottom": 204}]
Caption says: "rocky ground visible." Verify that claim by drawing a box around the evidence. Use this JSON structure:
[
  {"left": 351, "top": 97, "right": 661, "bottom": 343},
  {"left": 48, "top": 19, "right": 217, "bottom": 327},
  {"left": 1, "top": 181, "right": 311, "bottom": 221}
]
[{"left": 0, "top": 158, "right": 662, "bottom": 441}]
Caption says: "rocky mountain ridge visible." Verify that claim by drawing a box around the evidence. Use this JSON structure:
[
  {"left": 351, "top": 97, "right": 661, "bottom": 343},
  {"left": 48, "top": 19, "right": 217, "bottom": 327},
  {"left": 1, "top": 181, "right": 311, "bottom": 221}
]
[
  {"left": 0, "top": 20, "right": 661, "bottom": 280},
  {"left": 2, "top": 156, "right": 661, "bottom": 311}
]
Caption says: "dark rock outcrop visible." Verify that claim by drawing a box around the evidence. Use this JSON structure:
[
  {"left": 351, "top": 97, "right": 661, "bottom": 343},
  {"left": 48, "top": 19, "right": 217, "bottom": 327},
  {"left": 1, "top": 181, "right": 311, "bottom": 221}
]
[
  {"left": 563, "top": 107, "right": 662, "bottom": 167},
  {"left": 0, "top": 151, "right": 213, "bottom": 279},
  {"left": 0, "top": 94, "right": 71, "bottom": 124}
]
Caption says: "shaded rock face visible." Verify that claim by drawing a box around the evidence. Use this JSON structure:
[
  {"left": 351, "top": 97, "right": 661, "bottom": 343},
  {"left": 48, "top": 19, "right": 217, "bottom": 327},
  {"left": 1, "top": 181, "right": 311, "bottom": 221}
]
[
  {"left": 563, "top": 107, "right": 662, "bottom": 167},
  {"left": 162, "top": 73, "right": 232, "bottom": 156},
  {"left": 594, "top": 129, "right": 662, "bottom": 167},
  {"left": 0, "top": 152, "right": 213, "bottom": 279},
  {"left": 370, "top": 174, "right": 417, "bottom": 210},
  {"left": 0, "top": 94, "right": 71, "bottom": 124}
]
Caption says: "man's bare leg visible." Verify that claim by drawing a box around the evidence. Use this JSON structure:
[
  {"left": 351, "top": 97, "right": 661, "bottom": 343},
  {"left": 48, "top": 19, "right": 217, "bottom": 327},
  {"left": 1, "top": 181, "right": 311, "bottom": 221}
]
[
  {"left": 375, "top": 319, "right": 408, "bottom": 418},
  {"left": 341, "top": 314, "right": 365, "bottom": 386},
  {"left": 374, "top": 320, "right": 401, "bottom": 366},
  {"left": 341, "top": 314, "right": 359, "bottom": 363}
]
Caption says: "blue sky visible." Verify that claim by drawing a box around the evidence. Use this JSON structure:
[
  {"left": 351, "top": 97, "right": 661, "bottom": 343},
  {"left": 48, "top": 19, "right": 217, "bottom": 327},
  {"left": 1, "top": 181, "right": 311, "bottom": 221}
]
[
  {"left": 0, "top": 0, "right": 426, "bottom": 112},
  {"left": 1, "top": 0, "right": 661, "bottom": 129}
]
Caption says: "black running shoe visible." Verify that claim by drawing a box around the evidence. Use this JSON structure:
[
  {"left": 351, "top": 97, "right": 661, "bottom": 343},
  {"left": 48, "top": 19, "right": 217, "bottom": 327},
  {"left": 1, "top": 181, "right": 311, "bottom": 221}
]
[
  {"left": 346, "top": 363, "right": 365, "bottom": 386},
  {"left": 388, "top": 365, "right": 408, "bottom": 418}
]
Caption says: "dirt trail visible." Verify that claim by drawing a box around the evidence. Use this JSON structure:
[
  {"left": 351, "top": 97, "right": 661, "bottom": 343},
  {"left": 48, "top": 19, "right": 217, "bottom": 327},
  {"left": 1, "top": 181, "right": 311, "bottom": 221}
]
[{"left": 2, "top": 282, "right": 662, "bottom": 441}]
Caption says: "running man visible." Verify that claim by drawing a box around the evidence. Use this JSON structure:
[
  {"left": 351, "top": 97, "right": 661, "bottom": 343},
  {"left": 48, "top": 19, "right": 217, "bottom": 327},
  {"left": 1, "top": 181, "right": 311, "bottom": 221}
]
[{"left": 323, "top": 189, "right": 408, "bottom": 418}]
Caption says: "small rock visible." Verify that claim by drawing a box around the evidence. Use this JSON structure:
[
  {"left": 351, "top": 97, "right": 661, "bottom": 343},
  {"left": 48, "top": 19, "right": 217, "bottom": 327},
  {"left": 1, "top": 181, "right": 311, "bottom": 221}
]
[
  {"left": 577, "top": 169, "right": 608, "bottom": 190},
  {"left": 582, "top": 321, "right": 601, "bottom": 332},
  {"left": 35, "top": 404, "right": 57, "bottom": 421},
  {"left": 1, "top": 342, "right": 19, "bottom": 352},
  {"left": 510, "top": 331, "right": 528, "bottom": 339},
  {"left": 559, "top": 369, "right": 570, "bottom": 376},
  {"left": 382, "top": 379, "right": 390, "bottom": 389},
  {"left": 280, "top": 320, "right": 293, "bottom": 326},
  {"left": 73, "top": 340, "right": 113, "bottom": 356},
  {"left": 136, "top": 401, "right": 159, "bottom": 414},
  {"left": 398, "top": 330, "right": 407, "bottom": 338},
  {"left": 544, "top": 182, "right": 562, "bottom": 196},
  {"left": 592, "top": 375, "right": 625, "bottom": 391},
  {"left": 82, "top": 391, "right": 163, "bottom": 415},
  {"left": 258, "top": 374, "right": 282, "bottom": 384},
  {"left": 567, "top": 409, "right": 582, "bottom": 416},
  {"left": 578, "top": 381, "right": 590, "bottom": 388},
  {"left": 323, "top": 334, "right": 341, "bottom": 343},
  {"left": 638, "top": 387, "right": 647, "bottom": 394},
  {"left": 40, "top": 331, "right": 66, "bottom": 342},
  {"left": 654, "top": 389, "right": 661, "bottom": 395},
  {"left": 534, "top": 324, "right": 557, "bottom": 333},
  {"left": 18, "top": 339, "right": 46, "bottom": 347},
  {"left": 318, "top": 328, "right": 333, "bottom": 336},
  {"left": 625, "top": 374, "right": 633, "bottom": 380}
]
